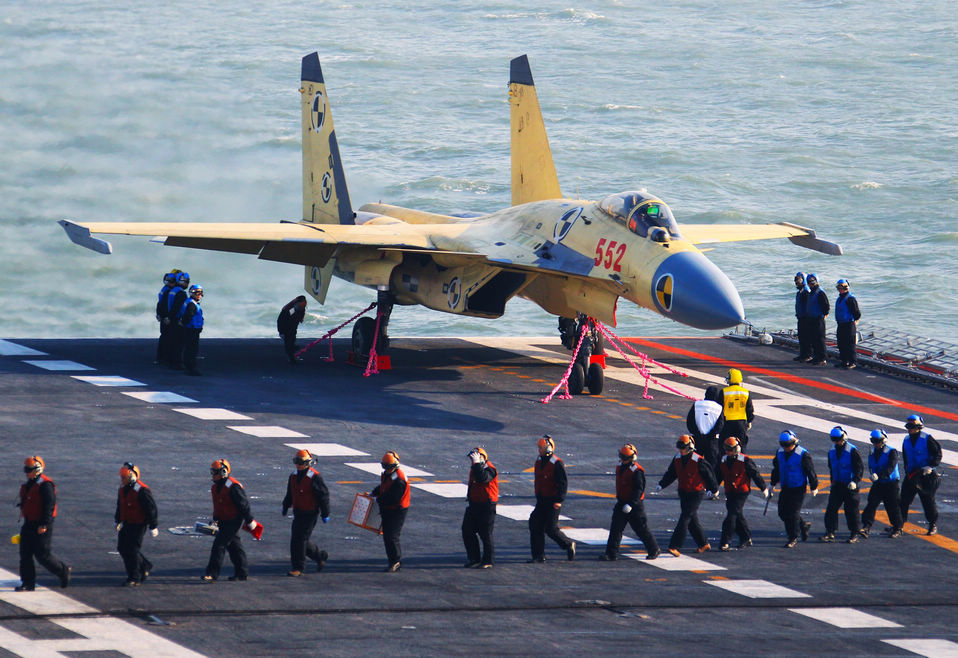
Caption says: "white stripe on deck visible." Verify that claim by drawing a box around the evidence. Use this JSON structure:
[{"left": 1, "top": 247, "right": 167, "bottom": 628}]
[
  {"left": 0, "top": 340, "right": 46, "bottom": 356},
  {"left": 227, "top": 425, "right": 308, "bottom": 438},
  {"left": 494, "top": 504, "right": 571, "bottom": 522},
  {"left": 412, "top": 482, "right": 469, "bottom": 498},
  {"left": 122, "top": 391, "right": 197, "bottom": 404},
  {"left": 881, "top": 639, "right": 958, "bottom": 657},
  {"left": 72, "top": 375, "right": 145, "bottom": 387},
  {"left": 284, "top": 442, "right": 369, "bottom": 457},
  {"left": 344, "top": 462, "right": 434, "bottom": 477},
  {"left": 562, "top": 527, "right": 638, "bottom": 546},
  {"left": 174, "top": 407, "right": 253, "bottom": 420},
  {"left": 24, "top": 360, "right": 95, "bottom": 371},
  {"left": 626, "top": 553, "right": 726, "bottom": 571},
  {"left": 788, "top": 606, "right": 902, "bottom": 628},
  {"left": 705, "top": 579, "right": 809, "bottom": 597}
]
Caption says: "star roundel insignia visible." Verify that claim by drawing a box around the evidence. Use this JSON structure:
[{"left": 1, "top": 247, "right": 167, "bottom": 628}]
[
  {"left": 447, "top": 277, "right": 462, "bottom": 309},
  {"left": 655, "top": 273, "right": 673, "bottom": 312},
  {"left": 310, "top": 266, "right": 322, "bottom": 294},
  {"left": 321, "top": 172, "right": 332, "bottom": 203},
  {"left": 553, "top": 207, "right": 582, "bottom": 243},
  {"left": 310, "top": 91, "right": 326, "bottom": 133}
]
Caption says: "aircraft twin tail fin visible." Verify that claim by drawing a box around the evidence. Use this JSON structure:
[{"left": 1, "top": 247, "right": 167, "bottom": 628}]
[
  {"left": 300, "top": 52, "right": 354, "bottom": 303},
  {"left": 509, "top": 55, "right": 563, "bottom": 207}
]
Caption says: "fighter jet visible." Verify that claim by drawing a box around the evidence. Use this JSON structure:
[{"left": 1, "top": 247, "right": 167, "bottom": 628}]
[{"left": 61, "top": 53, "right": 841, "bottom": 388}]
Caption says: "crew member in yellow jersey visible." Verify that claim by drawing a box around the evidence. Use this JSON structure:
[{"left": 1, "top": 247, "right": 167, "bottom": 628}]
[{"left": 717, "top": 369, "right": 754, "bottom": 449}]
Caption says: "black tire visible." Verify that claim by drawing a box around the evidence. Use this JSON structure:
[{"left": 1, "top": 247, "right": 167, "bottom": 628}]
[
  {"left": 591, "top": 329, "right": 605, "bottom": 355},
  {"left": 587, "top": 362, "right": 605, "bottom": 395},
  {"left": 568, "top": 363, "right": 585, "bottom": 395},
  {"left": 352, "top": 316, "right": 376, "bottom": 356}
]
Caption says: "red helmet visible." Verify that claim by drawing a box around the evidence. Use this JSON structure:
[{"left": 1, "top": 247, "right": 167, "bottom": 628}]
[
  {"left": 119, "top": 462, "right": 140, "bottom": 483},
  {"left": 24, "top": 455, "right": 44, "bottom": 476},
  {"left": 619, "top": 444, "right": 637, "bottom": 461},
  {"left": 381, "top": 451, "right": 400, "bottom": 470},
  {"left": 210, "top": 459, "right": 230, "bottom": 480},
  {"left": 537, "top": 435, "right": 555, "bottom": 455},
  {"left": 294, "top": 449, "right": 312, "bottom": 469}
]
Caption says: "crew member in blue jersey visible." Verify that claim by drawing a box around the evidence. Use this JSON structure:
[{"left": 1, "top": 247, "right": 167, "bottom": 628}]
[
  {"left": 770, "top": 430, "right": 819, "bottom": 548},
  {"left": 179, "top": 284, "right": 204, "bottom": 376},
  {"left": 821, "top": 427, "right": 863, "bottom": 543},
  {"left": 899, "top": 414, "right": 942, "bottom": 535},
  {"left": 833, "top": 279, "right": 861, "bottom": 368},
  {"left": 166, "top": 272, "right": 190, "bottom": 369},
  {"left": 804, "top": 274, "right": 830, "bottom": 365},
  {"left": 792, "top": 272, "right": 811, "bottom": 362},
  {"left": 155, "top": 270, "right": 178, "bottom": 365},
  {"left": 860, "top": 429, "right": 904, "bottom": 538}
]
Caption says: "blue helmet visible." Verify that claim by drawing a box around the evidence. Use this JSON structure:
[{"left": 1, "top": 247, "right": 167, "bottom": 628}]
[
  {"left": 869, "top": 429, "right": 887, "bottom": 443},
  {"left": 163, "top": 272, "right": 175, "bottom": 285},
  {"left": 829, "top": 426, "right": 847, "bottom": 441},
  {"left": 905, "top": 414, "right": 923, "bottom": 430},
  {"left": 188, "top": 284, "right": 203, "bottom": 295},
  {"left": 806, "top": 273, "right": 818, "bottom": 283},
  {"left": 779, "top": 430, "right": 799, "bottom": 445},
  {"left": 836, "top": 278, "right": 849, "bottom": 287},
  {"left": 176, "top": 272, "right": 190, "bottom": 287},
  {"left": 794, "top": 271, "right": 805, "bottom": 282}
]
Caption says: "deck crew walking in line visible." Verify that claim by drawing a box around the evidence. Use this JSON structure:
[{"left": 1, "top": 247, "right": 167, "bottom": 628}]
[
  {"left": 528, "top": 435, "right": 576, "bottom": 563},
  {"left": 115, "top": 462, "right": 158, "bottom": 586},
  {"left": 714, "top": 437, "right": 767, "bottom": 551},
  {"left": 656, "top": 435, "right": 719, "bottom": 556},
  {"left": 462, "top": 447, "right": 498, "bottom": 568},
  {"left": 821, "top": 427, "right": 863, "bottom": 543},
  {"left": 372, "top": 451, "right": 410, "bottom": 572},
  {"left": 770, "top": 430, "right": 819, "bottom": 548},
  {"left": 687, "top": 385, "right": 724, "bottom": 468},
  {"left": 718, "top": 369, "right": 753, "bottom": 449},
  {"left": 860, "top": 429, "right": 904, "bottom": 538},
  {"left": 282, "top": 449, "right": 331, "bottom": 576},
  {"left": 203, "top": 459, "right": 258, "bottom": 582},
  {"left": 899, "top": 414, "right": 942, "bottom": 535},
  {"left": 600, "top": 443, "right": 660, "bottom": 561},
  {"left": 16, "top": 456, "right": 71, "bottom": 591}
]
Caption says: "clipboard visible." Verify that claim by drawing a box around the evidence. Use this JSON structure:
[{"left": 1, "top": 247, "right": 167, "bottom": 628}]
[{"left": 348, "top": 493, "right": 382, "bottom": 534}]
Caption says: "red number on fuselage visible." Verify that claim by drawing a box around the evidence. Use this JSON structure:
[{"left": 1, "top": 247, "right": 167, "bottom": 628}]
[
  {"left": 613, "top": 242, "right": 626, "bottom": 272},
  {"left": 604, "top": 241, "right": 617, "bottom": 269},
  {"left": 594, "top": 238, "right": 607, "bottom": 266},
  {"left": 595, "top": 238, "right": 627, "bottom": 272}
]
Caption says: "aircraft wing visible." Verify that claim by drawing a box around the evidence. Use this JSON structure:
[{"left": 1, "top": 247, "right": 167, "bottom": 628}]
[{"left": 679, "top": 221, "right": 843, "bottom": 255}]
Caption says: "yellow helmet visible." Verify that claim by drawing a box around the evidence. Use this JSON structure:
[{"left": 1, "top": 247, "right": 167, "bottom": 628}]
[{"left": 726, "top": 368, "right": 743, "bottom": 385}]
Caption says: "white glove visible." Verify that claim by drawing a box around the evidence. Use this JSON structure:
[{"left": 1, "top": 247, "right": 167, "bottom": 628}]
[
  {"left": 621, "top": 504, "right": 632, "bottom": 514},
  {"left": 654, "top": 485, "right": 662, "bottom": 493},
  {"left": 469, "top": 452, "right": 481, "bottom": 465},
  {"left": 847, "top": 482, "right": 857, "bottom": 491},
  {"left": 150, "top": 528, "right": 159, "bottom": 538},
  {"left": 870, "top": 473, "right": 879, "bottom": 482},
  {"left": 811, "top": 489, "right": 819, "bottom": 497},
  {"left": 116, "top": 523, "right": 123, "bottom": 532},
  {"left": 922, "top": 466, "right": 933, "bottom": 475},
  {"left": 762, "top": 488, "right": 771, "bottom": 499},
  {"left": 248, "top": 520, "right": 258, "bottom": 531}
]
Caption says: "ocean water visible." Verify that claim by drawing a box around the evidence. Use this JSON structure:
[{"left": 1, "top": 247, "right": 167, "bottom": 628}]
[{"left": 1, "top": 1, "right": 955, "bottom": 341}]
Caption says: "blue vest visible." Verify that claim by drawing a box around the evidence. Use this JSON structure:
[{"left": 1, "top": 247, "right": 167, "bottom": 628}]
[
  {"left": 829, "top": 442, "right": 856, "bottom": 484},
  {"left": 868, "top": 446, "right": 900, "bottom": 482},
  {"left": 795, "top": 288, "right": 808, "bottom": 319},
  {"left": 902, "top": 432, "right": 931, "bottom": 471},
  {"left": 168, "top": 286, "right": 186, "bottom": 316},
  {"left": 777, "top": 446, "right": 808, "bottom": 489},
  {"left": 835, "top": 293, "right": 856, "bottom": 323},
  {"left": 805, "top": 288, "right": 825, "bottom": 318},
  {"left": 181, "top": 300, "right": 204, "bottom": 329}
]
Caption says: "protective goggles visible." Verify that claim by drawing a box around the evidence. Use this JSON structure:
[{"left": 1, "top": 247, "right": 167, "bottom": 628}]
[{"left": 293, "top": 457, "right": 311, "bottom": 465}]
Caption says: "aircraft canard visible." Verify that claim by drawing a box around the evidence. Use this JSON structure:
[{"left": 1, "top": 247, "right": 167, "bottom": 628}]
[{"left": 60, "top": 53, "right": 842, "bottom": 342}]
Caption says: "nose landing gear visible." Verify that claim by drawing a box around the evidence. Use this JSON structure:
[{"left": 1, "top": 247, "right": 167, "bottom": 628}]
[{"left": 559, "top": 314, "right": 605, "bottom": 395}]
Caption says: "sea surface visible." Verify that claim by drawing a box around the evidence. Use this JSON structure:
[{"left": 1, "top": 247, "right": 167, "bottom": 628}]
[{"left": 1, "top": 1, "right": 955, "bottom": 341}]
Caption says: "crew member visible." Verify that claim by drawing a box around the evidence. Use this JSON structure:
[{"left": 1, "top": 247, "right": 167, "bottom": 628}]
[
  {"left": 804, "top": 273, "right": 830, "bottom": 365},
  {"left": 834, "top": 279, "right": 861, "bottom": 368},
  {"left": 203, "top": 459, "right": 258, "bottom": 582},
  {"left": 282, "top": 449, "right": 330, "bottom": 576},
  {"left": 528, "top": 435, "right": 576, "bottom": 563},
  {"left": 462, "top": 447, "right": 498, "bottom": 568},
  {"left": 179, "top": 284, "right": 204, "bottom": 376},
  {"left": 770, "top": 430, "right": 819, "bottom": 548},
  {"left": 714, "top": 437, "right": 768, "bottom": 551},
  {"left": 371, "top": 451, "right": 409, "bottom": 572},
  {"left": 655, "top": 435, "right": 719, "bottom": 556},
  {"left": 155, "top": 270, "right": 179, "bottom": 366},
  {"left": 899, "top": 414, "right": 942, "bottom": 535},
  {"left": 687, "top": 385, "right": 725, "bottom": 468},
  {"left": 718, "top": 369, "right": 753, "bottom": 448},
  {"left": 16, "top": 456, "right": 71, "bottom": 591},
  {"left": 793, "top": 272, "right": 811, "bottom": 362},
  {"left": 115, "top": 462, "right": 158, "bottom": 586},
  {"left": 860, "top": 429, "right": 904, "bottom": 538},
  {"left": 821, "top": 427, "right": 863, "bottom": 543},
  {"left": 277, "top": 295, "right": 307, "bottom": 364},
  {"left": 166, "top": 271, "right": 190, "bottom": 369},
  {"left": 600, "top": 444, "right": 660, "bottom": 561}
]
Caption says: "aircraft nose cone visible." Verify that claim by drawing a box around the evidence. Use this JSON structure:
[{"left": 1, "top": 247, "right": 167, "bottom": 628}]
[{"left": 651, "top": 251, "right": 745, "bottom": 330}]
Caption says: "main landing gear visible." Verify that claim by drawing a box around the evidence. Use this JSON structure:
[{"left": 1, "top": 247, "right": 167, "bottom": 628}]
[
  {"left": 352, "top": 289, "right": 394, "bottom": 357},
  {"left": 558, "top": 314, "right": 605, "bottom": 395}
]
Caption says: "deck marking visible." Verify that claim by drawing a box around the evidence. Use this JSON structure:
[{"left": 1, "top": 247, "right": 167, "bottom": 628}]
[
  {"left": 569, "top": 489, "right": 616, "bottom": 499},
  {"left": 495, "top": 504, "right": 571, "bottom": 522},
  {"left": 412, "top": 482, "right": 468, "bottom": 498},
  {"left": 704, "top": 579, "right": 810, "bottom": 598},
  {"left": 24, "top": 360, "right": 95, "bottom": 371},
  {"left": 874, "top": 511, "right": 958, "bottom": 554},
  {"left": 562, "top": 527, "right": 638, "bottom": 545},
  {"left": 626, "top": 553, "right": 726, "bottom": 571},
  {"left": 788, "top": 606, "right": 902, "bottom": 628},
  {"left": 344, "top": 462, "right": 434, "bottom": 477},
  {"left": 72, "top": 375, "right": 145, "bottom": 387},
  {"left": 0, "top": 340, "right": 46, "bottom": 356},
  {"left": 174, "top": 407, "right": 253, "bottom": 420},
  {"left": 227, "top": 425, "right": 308, "bottom": 438},
  {"left": 122, "top": 391, "right": 197, "bottom": 404},
  {"left": 283, "top": 442, "right": 369, "bottom": 457},
  {"left": 881, "top": 639, "right": 958, "bottom": 656}
]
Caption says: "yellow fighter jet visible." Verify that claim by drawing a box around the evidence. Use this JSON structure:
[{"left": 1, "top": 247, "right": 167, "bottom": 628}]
[{"left": 61, "top": 53, "right": 841, "bottom": 387}]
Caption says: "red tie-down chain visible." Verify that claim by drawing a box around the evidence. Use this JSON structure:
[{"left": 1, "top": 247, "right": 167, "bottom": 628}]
[
  {"left": 295, "top": 302, "right": 378, "bottom": 361},
  {"left": 540, "top": 321, "right": 591, "bottom": 403},
  {"left": 363, "top": 307, "right": 385, "bottom": 377}
]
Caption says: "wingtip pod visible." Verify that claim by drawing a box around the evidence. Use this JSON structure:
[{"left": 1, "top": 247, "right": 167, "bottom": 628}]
[
  {"left": 780, "top": 222, "right": 844, "bottom": 256},
  {"left": 58, "top": 220, "right": 112, "bottom": 255},
  {"left": 510, "top": 54, "right": 534, "bottom": 86},
  {"left": 301, "top": 52, "right": 324, "bottom": 84}
]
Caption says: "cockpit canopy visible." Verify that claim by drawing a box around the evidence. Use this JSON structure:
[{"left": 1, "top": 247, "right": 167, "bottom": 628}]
[{"left": 597, "top": 191, "right": 680, "bottom": 239}]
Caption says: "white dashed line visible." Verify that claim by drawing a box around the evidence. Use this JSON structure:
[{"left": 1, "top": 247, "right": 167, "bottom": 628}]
[
  {"left": 627, "top": 553, "right": 726, "bottom": 571},
  {"left": 881, "top": 639, "right": 958, "bottom": 657},
  {"left": 0, "top": 340, "right": 46, "bottom": 356},
  {"left": 788, "top": 606, "right": 902, "bottom": 628},
  {"left": 412, "top": 482, "right": 468, "bottom": 498},
  {"left": 227, "top": 425, "right": 308, "bottom": 438},
  {"left": 704, "top": 579, "right": 809, "bottom": 597},
  {"left": 344, "top": 462, "right": 434, "bottom": 477},
  {"left": 72, "top": 375, "right": 145, "bottom": 387},
  {"left": 173, "top": 407, "right": 253, "bottom": 420},
  {"left": 24, "top": 360, "right": 95, "bottom": 371},
  {"left": 495, "top": 504, "right": 570, "bottom": 522},
  {"left": 562, "top": 527, "right": 638, "bottom": 546},
  {"left": 284, "top": 442, "right": 369, "bottom": 457},
  {"left": 122, "top": 391, "right": 198, "bottom": 404}
]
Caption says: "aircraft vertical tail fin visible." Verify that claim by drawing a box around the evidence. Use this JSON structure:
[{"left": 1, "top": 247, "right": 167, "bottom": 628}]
[
  {"left": 300, "top": 52, "right": 353, "bottom": 303},
  {"left": 509, "top": 55, "right": 563, "bottom": 206}
]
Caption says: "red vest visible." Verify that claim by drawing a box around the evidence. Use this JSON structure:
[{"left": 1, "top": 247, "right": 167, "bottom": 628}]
[
  {"left": 720, "top": 455, "right": 750, "bottom": 493},
  {"left": 534, "top": 456, "right": 561, "bottom": 497},
  {"left": 20, "top": 475, "right": 56, "bottom": 522},
  {"left": 289, "top": 468, "right": 322, "bottom": 511},
  {"left": 211, "top": 477, "right": 242, "bottom": 520},
  {"left": 616, "top": 462, "right": 645, "bottom": 501},
  {"left": 118, "top": 482, "right": 150, "bottom": 523},
  {"left": 468, "top": 461, "right": 499, "bottom": 503},
  {"left": 674, "top": 453, "right": 706, "bottom": 492},
  {"left": 380, "top": 468, "right": 410, "bottom": 510}
]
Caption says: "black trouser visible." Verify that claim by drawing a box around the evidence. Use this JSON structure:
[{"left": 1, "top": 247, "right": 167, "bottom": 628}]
[
  {"left": 861, "top": 480, "right": 903, "bottom": 530},
  {"left": 605, "top": 501, "right": 658, "bottom": 558},
  {"left": 824, "top": 485, "right": 861, "bottom": 534},
  {"left": 19, "top": 521, "right": 68, "bottom": 588},
  {"left": 529, "top": 500, "right": 573, "bottom": 559},
  {"left": 462, "top": 501, "right": 496, "bottom": 565},
  {"left": 778, "top": 487, "right": 806, "bottom": 540},
  {"left": 809, "top": 316, "right": 827, "bottom": 361},
  {"left": 720, "top": 491, "right": 751, "bottom": 545},
  {"left": 168, "top": 325, "right": 184, "bottom": 367},
  {"left": 698, "top": 437, "right": 720, "bottom": 470},
  {"left": 183, "top": 327, "right": 201, "bottom": 372},
  {"left": 836, "top": 322, "right": 857, "bottom": 364},
  {"left": 381, "top": 507, "right": 408, "bottom": 565},
  {"left": 118, "top": 522, "right": 151, "bottom": 582},
  {"left": 721, "top": 420, "right": 749, "bottom": 449},
  {"left": 670, "top": 490, "right": 707, "bottom": 550},
  {"left": 206, "top": 518, "right": 247, "bottom": 579},
  {"left": 290, "top": 510, "right": 323, "bottom": 571},
  {"left": 281, "top": 331, "right": 298, "bottom": 362},
  {"left": 157, "top": 320, "right": 171, "bottom": 363},
  {"left": 900, "top": 474, "right": 938, "bottom": 525},
  {"left": 797, "top": 317, "right": 812, "bottom": 359}
]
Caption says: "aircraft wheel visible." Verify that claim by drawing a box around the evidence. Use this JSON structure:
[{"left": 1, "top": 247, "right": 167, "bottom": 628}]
[
  {"left": 352, "top": 317, "right": 376, "bottom": 356},
  {"left": 568, "top": 363, "right": 585, "bottom": 395},
  {"left": 587, "top": 362, "right": 604, "bottom": 395},
  {"left": 591, "top": 331, "right": 605, "bottom": 355}
]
